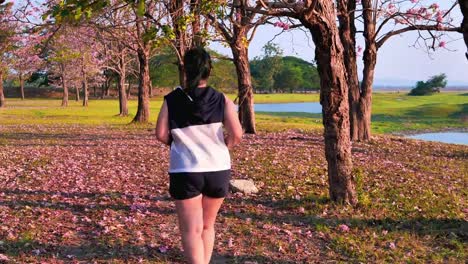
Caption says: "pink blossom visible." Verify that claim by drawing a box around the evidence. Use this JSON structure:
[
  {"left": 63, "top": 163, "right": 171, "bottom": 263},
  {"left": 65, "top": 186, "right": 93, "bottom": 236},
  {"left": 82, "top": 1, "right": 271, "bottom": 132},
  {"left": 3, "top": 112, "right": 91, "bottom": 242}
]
[
  {"left": 158, "top": 245, "right": 168, "bottom": 253},
  {"left": 338, "top": 224, "right": 350, "bottom": 232},
  {"left": 438, "top": 41, "right": 446, "bottom": 48},
  {"left": 429, "top": 3, "right": 439, "bottom": 10},
  {"left": 0, "top": 254, "right": 9, "bottom": 261}
]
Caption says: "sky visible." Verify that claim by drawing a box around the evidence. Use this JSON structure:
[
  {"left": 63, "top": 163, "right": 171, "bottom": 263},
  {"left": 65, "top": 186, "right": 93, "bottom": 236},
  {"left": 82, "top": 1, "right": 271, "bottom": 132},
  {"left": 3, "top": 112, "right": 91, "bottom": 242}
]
[{"left": 209, "top": 1, "right": 468, "bottom": 87}]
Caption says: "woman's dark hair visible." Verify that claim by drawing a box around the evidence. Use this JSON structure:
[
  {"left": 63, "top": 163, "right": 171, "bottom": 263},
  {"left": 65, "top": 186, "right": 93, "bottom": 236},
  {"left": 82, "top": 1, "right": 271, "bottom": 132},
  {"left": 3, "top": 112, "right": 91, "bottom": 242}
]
[{"left": 183, "top": 47, "right": 212, "bottom": 93}]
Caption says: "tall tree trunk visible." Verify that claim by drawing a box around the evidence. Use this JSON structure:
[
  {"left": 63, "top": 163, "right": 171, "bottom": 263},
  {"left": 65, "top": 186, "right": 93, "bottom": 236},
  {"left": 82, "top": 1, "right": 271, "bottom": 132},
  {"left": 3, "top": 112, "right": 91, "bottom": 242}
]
[
  {"left": 127, "top": 79, "right": 132, "bottom": 98},
  {"left": 60, "top": 63, "right": 68, "bottom": 107},
  {"left": 105, "top": 84, "right": 110, "bottom": 96},
  {"left": 460, "top": 0, "right": 468, "bottom": 59},
  {"left": 118, "top": 56, "right": 128, "bottom": 116},
  {"left": 190, "top": 0, "right": 202, "bottom": 47},
  {"left": 149, "top": 81, "right": 153, "bottom": 97},
  {"left": 177, "top": 63, "right": 186, "bottom": 87},
  {"left": 75, "top": 86, "right": 80, "bottom": 101},
  {"left": 132, "top": 47, "right": 150, "bottom": 123},
  {"left": 82, "top": 69, "right": 89, "bottom": 107},
  {"left": 100, "top": 83, "right": 105, "bottom": 99},
  {"left": 301, "top": 1, "right": 357, "bottom": 205},
  {"left": 337, "top": 0, "right": 360, "bottom": 141},
  {"left": 93, "top": 86, "right": 96, "bottom": 97},
  {"left": 170, "top": 0, "right": 187, "bottom": 87},
  {"left": 358, "top": 0, "right": 377, "bottom": 141},
  {"left": 19, "top": 72, "right": 25, "bottom": 100},
  {"left": 232, "top": 44, "right": 256, "bottom": 134},
  {"left": 0, "top": 70, "right": 5, "bottom": 108}
]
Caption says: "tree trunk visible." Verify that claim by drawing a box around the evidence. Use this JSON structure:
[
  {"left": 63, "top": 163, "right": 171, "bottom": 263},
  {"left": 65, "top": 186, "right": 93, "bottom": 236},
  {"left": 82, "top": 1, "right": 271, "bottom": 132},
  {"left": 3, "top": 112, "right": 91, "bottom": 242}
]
[
  {"left": 337, "top": 0, "right": 360, "bottom": 141},
  {"left": 82, "top": 69, "right": 89, "bottom": 107},
  {"left": 60, "top": 64, "right": 69, "bottom": 107},
  {"left": 132, "top": 47, "right": 150, "bottom": 123},
  {"left": 93, "top": 86, "right": 96, "bottom": 97},
  {"left": 127, "top": 79, "right": 132, "bottom": 98},
  {"left": 19, "top": 73, "right": 25, "bottom": 100},
  {"left": 118, "top": 56, "right": 128, "bottom": 116},
  {"left": 149, "top": 81, "right": 153, "bottom": 97},
  {"left": 190, "top": 0, "right": 203, "bottom": 47},
  {"left": 301, "top": 1, "right": 357, "bottom": 205},
  {"left": 0, "top": 70, "right": 5, "bottom": 108},
  {"left": 75, "top": 86, "right": 80, "bottom": 101},
  {"left": 358, "top": 0, "right": 378, "bottom": 141},
  {"left": 170, "top": 0, "right": 187, "bottom": 88},
  {"left": 460, "top": 0, "right": 468, "bottom": 59},
  {"left": 232, "top": 44, "right": 256, "bottom": 134},
  {"left": 178, "top": 63, "right": 186, "bottom": 88}
]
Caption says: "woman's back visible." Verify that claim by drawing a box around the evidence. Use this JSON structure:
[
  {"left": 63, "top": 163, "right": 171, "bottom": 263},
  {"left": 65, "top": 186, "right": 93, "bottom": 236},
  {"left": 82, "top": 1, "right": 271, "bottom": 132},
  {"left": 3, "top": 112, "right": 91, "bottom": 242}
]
[{"left": 164, "top": 86, "right": 230, "bottom": 173}]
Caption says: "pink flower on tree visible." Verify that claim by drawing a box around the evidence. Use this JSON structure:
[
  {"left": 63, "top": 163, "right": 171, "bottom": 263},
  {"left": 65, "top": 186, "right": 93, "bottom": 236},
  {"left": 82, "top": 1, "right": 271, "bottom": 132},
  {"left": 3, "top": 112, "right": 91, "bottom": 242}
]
[
  {"left": 438, "top": 41, "right": 446, "bottom": 48},
  {"left": 273, "top": 21, "right": 291, "bottom": 30}
]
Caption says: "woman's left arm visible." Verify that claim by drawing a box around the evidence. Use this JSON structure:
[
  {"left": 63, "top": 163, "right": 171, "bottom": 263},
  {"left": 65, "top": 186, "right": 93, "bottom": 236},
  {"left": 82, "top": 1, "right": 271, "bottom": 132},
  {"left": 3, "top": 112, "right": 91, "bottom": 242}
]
[{"left": 155, "top": 100, "right": 171, "bottom": 145}]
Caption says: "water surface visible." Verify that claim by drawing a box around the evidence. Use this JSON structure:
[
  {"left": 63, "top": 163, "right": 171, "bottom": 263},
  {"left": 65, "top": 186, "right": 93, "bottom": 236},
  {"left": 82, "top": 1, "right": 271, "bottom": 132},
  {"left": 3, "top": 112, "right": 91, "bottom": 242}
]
[{"left": 407, "top": 132, "right": 468, "bottom": 145}]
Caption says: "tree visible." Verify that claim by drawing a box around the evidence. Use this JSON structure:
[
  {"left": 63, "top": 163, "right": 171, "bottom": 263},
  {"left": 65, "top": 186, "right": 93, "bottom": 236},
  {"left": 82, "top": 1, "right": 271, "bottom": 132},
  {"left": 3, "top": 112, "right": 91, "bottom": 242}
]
[
  {"left": 45, "top": 26, "right": 84, "bottom": 106},
  {"left": 409, "top": 73, "right": 447, "bottom": 95},
  {"left": 0, "top": 1, "right": 16, "bottom": 108},
  {"left": 10, "top": 33, "right": 44, "bottom": 100},
  {"left": 250, "top": 43, "right": 283, "bottom": 92},
  {"left": 8, "top": 1, "right": 47, "bottom": 100},
  {"left": 208, "top": 1, "right": 271, "bottom": 134},
  {"left": 46, "top": 0, "right": 163, "bottom": 122},
  {"left": 257, "top": 1, "right": 357, "bottom": 205},
  {"left": 460, "top": 0, "right": 468, "bottom": 59},
  {"left": 349, "top": 0, "right": 461, "bottom": 141},
  {"left": 274, "top": 66, "right": 301, "bottom": 92}
]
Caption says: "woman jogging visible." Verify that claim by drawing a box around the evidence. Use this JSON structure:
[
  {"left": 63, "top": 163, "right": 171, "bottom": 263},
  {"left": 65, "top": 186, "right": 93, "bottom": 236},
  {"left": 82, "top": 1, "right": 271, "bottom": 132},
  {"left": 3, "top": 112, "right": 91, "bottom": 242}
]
[{"left": 155, "top": 47, "right": 243, "bottom": 264}]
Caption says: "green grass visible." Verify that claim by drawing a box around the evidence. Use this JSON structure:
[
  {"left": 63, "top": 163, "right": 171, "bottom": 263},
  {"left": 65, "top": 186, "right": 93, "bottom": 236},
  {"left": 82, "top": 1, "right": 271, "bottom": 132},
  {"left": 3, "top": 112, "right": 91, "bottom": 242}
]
[{"left": 0, "top": 92, "right": 466, "bottom": 134}]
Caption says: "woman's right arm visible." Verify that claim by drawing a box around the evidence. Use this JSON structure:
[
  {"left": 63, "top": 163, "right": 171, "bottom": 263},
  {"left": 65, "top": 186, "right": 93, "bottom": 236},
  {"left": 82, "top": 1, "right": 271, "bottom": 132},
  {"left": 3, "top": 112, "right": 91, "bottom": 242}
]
[
  {"left": 155, "top": 100, "right": 171, "bottom": 146},
  {"left": 223, "top": 94, "right": 243, "bottom": 148}
]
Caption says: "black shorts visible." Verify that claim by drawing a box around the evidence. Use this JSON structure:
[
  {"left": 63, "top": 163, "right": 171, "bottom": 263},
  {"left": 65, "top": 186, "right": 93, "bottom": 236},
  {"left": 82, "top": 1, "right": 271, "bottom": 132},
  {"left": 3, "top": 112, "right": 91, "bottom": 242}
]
[{"left": 169, "top": 170, "right": 231, "bottom": 200}]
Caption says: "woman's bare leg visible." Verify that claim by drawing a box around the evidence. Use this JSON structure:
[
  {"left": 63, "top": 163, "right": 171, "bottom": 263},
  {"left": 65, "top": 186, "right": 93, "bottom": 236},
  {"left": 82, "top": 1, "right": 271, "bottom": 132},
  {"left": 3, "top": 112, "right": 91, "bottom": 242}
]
[
  {"left": 201, "top": 195, "right": 225, "bottom": 264},
  {"left": 175, "top": 194, "right": 204, "bottom": 264}
]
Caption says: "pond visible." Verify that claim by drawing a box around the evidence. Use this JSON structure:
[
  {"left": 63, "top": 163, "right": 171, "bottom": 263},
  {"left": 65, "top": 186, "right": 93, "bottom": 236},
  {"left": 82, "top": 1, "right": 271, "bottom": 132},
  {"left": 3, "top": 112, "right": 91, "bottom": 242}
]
[
  {"left": 252, "top": 102, "right": 322, "bottom": 114},
  {"left": 245, "top": 103, "right": 467, "bottom": 146},
  {"left": 407, "top": 132, "right": 468, "bottom": 145}
]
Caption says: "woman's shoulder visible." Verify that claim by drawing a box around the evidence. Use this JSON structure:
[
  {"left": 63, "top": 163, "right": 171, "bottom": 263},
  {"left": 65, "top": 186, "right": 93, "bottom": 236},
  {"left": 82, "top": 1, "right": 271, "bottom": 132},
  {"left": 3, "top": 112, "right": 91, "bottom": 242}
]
[{"left": 164, "top": 86, "right": 185, "bottom": 99}]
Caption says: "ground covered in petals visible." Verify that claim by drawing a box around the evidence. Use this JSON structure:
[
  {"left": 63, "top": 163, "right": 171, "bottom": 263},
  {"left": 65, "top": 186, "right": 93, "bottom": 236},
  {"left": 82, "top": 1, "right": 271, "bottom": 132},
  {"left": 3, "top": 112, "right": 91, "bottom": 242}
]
[{"left": 0, "top": 123, "right": 466, "bottom": 263}]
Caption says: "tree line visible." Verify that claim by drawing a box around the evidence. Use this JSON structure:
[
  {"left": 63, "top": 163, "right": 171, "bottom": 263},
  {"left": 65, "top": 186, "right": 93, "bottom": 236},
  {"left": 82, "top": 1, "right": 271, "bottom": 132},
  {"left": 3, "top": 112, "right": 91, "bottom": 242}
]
[
  {"left": 8, "top": 45, "right": 320, "bottom": 94},
  {"left": 0, "top": 0, "right": 466, "bottom": 205}
]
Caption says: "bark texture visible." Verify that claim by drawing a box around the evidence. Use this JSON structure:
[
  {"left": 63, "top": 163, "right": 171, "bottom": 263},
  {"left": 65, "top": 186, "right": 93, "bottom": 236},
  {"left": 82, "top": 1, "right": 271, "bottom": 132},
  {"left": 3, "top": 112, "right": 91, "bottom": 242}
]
[
  {"left": 60, "top": 63, "right": 68, "bottom": 107},
  {"left": 358, "top": 0, "right": 377, "bottom": 141},
  {"left": 19, "top": 73, "right": 25, "bottom": 100},
  {"left": 132, "top": 47, "right": 150, "bottom": 123},
  {"left": 301, "top": 0, "right": 357, "bottom": 205},
  {"left": 118, "top": 55, "right": 128, "bottom": 116},
  {"left": 232, "top": 43, "right": 256, "bottom": 134},
  {"left": 460, "top": 0, "right": 468, "bottom": 59},
  {"left": 337, "top": 0, "right": 360, "bottom": 141},
  {"left": 0, "top": 70, "right": 5, "bottom": 108}
]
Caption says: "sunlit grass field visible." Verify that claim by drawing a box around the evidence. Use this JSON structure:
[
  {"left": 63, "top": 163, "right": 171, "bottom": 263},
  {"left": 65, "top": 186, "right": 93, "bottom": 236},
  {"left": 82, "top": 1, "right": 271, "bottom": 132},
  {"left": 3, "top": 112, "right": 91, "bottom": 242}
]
[{"left": 0, "top": 92, "right": 466, "bottom": 134}]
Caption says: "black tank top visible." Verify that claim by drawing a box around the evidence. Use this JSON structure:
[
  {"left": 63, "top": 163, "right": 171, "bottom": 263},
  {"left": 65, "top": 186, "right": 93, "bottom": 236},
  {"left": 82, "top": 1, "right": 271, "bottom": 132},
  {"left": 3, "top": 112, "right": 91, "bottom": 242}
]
[{"left": 164, "top": 86, "right": 231, "bottom": 173}]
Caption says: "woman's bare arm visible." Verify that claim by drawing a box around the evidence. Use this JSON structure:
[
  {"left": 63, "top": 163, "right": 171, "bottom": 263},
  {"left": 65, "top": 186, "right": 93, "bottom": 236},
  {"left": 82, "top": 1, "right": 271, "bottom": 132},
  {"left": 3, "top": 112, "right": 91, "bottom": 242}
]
[
  {"left": 155, "top": 100, "right": 171, "bottom": 145},
  {"left": 223, "top": 94, "right": 243, "bottom": 148}
]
